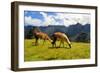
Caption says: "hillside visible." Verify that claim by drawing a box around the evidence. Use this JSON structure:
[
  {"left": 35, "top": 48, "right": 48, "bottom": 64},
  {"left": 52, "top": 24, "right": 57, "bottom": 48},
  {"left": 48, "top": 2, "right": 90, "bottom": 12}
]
[{"left": 24, "top": 23, "right": 90, "bottom": 42}]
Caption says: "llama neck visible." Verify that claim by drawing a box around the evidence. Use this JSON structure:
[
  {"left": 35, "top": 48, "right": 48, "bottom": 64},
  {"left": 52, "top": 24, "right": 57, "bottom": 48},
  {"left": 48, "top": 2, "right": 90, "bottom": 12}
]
[
  {"left": 47, "top": 37, "right": 52, "bottom": 42},
  {"left": 62, "top": 34, "right": 71, "bottom": 44},
  {"left": 65, "top": 37, "right": 71, "bottom": 44}
]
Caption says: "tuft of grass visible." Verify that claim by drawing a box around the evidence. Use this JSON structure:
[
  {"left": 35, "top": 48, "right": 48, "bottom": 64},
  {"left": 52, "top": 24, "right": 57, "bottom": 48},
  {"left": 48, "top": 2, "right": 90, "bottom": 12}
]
[{"left": 24, "top": 39, "right": 90, "bottom": 61}]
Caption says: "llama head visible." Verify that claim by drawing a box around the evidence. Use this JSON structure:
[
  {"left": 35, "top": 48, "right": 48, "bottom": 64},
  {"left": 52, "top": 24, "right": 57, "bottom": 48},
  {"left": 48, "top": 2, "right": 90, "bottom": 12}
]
[{"left": 69, "top": 44, "right": 72, "bottom": 48}]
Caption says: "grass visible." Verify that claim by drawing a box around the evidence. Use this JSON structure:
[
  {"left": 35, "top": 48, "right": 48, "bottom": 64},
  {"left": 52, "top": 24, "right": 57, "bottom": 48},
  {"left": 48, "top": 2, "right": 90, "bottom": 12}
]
[{"left": 24, "top": 39, "right": 90, "bottom": 61}]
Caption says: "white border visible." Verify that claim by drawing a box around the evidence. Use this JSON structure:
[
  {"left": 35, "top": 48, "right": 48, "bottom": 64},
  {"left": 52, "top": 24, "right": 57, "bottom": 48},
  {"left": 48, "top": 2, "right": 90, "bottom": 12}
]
[{"left": 18, "top": 5, "right": 96, "bottom": 68}]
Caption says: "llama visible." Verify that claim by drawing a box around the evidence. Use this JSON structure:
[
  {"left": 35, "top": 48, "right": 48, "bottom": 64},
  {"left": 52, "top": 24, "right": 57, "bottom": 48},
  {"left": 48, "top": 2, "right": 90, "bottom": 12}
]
[
  {"left": 33, "top": 29, "right": 52, "bottom": 45},
  {"left": 51, "top": 32, "right": 72, "bottom": 48}
]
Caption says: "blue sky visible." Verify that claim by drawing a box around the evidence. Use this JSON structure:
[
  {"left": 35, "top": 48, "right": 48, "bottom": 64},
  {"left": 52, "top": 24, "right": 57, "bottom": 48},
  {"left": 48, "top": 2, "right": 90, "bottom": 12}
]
[
  {"left": 24, "top": 11, "right": 44, "bottom": 21},
  {"left": 24, "top": 11, "right": 90, "bottom": 27}
]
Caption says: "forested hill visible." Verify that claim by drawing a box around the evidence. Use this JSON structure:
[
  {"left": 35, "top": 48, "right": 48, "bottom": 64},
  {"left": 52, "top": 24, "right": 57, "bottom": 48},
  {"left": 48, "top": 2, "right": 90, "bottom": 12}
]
[{"left": 24, "top": 23, "right": 90, "bottom": 42}]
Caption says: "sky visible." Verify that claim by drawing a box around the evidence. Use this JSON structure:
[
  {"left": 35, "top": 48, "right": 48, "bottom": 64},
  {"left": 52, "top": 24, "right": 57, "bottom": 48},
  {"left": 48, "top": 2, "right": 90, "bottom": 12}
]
[{"left": 24, "top": 11, "right": 91, "bottom": 27}]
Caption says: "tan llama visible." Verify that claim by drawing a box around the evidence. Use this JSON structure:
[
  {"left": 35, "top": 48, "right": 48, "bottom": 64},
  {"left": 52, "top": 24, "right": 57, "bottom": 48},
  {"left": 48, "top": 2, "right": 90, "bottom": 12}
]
[
  {"left": 51, "top": 32, "right": 72, "bottom": 48},
  {"left": 33, "top": 30, "right": 52, "bottom": 45}
]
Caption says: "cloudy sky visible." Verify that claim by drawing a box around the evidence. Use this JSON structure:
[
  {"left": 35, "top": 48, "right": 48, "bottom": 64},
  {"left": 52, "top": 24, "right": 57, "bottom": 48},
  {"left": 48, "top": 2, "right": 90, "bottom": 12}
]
[{"left": 24, "top": 11, "right": 91, "bottom": 27}]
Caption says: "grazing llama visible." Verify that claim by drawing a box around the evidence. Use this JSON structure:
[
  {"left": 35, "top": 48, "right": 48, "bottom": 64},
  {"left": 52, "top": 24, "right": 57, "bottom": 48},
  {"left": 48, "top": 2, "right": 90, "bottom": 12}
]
[
  {"left": 33, "top": 29, "right": 52, "bottom": 45},
  {"left": 51, "top": 32, "right": 72, "bottom": 48}
]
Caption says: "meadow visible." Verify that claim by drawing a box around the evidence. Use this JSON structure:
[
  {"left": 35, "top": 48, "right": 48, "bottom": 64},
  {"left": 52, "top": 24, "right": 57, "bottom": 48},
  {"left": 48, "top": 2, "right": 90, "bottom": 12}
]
[{"left": 24, "top": 39, "right": 90, "bottom": 61}]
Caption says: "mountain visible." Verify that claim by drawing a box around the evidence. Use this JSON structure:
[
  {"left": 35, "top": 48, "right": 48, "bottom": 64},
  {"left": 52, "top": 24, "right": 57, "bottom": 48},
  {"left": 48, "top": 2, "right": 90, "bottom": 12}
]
[
  {"left": 67, "top": 23, "right": 90, "bottom": 37},
  {"left": 24, "top": 23, "right": 90, "bottom": 42},
  {"left": 82, "top": 24, "right": 90, "bottom": 33},
  {"left": 24, "top": 25, "right": 33, "bottom": 39}
]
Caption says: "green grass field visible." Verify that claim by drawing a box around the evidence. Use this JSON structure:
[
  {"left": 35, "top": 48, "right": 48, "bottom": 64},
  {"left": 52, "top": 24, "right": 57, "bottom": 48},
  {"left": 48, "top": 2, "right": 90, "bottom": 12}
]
[{"left": 24, "top": 39, "right": 90, "bottom": 61}]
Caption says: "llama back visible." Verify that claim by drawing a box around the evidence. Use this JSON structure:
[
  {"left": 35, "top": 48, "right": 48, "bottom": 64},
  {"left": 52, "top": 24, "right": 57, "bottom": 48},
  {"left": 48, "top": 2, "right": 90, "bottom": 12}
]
[{"left": 54, "top": 32, "right": 71, "bottom": 44}]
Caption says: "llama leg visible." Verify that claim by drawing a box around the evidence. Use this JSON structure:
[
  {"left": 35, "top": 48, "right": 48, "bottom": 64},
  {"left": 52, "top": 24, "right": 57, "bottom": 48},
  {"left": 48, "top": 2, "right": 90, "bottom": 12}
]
[
  {"left": 54, "top": 42, "right": 56, "bottom": 48},
  {"left": 62, "top": 41, "right": 64, "bottom": 48},
  {"left": 52, "top": 40, "right": 56, "bottom": 48},
  {"left": 35, "top": 38, "right": 38, "bottom": 45},
  {"left": 59, "top": 41, "right": 63, "bottom": 47},
  {"left": 52, "top": 37, "right": 57, "bottom": 48},
  {"left": 52, "top": 44, "right": 54, "bottom": 47},
  {"left": 52, "top": 41, "right": 55, "bottom": 47},
  {"left": 59, "top": 41, "right": 61, "bottom": 47},
  {"left": 43, "top": 39, "right": 45, "bottom": 45}
]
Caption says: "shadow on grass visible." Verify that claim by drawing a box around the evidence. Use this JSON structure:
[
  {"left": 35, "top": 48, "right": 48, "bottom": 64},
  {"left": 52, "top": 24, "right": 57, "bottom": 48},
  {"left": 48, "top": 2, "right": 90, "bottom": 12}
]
[
  {"left": 46, "top": 58, "right": 58, "bottom": 60},
  {"left": 31, "top": 42, "right": 38, "bottom": 46},
  {"left": 48, "top": 46, "right": 70, "bottom": 49},
  {"left": 30, "top": 42, "right": 71, "bottom": 49}
]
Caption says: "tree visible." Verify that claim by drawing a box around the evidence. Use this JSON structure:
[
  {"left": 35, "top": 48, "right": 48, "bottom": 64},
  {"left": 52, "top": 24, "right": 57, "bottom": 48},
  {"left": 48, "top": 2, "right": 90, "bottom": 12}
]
[{"left": 75, "top": 32, "right": 90, "bottom": 42}]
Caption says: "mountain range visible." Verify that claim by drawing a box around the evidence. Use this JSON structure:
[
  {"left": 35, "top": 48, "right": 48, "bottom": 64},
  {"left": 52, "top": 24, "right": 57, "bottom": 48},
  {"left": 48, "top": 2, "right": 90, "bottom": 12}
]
[{"left": 24, "top": 23, "right": 90, "bottom": 42}]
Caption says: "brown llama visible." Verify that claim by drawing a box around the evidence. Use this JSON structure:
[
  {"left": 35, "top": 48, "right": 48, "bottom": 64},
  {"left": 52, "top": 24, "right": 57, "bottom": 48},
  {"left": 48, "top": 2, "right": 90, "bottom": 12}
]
[
  {"left": 33, "top": 29, "right": 52, "bottom": 45},
  {"left": 51, "top": 32, "right": 72, "bottom": 48}
]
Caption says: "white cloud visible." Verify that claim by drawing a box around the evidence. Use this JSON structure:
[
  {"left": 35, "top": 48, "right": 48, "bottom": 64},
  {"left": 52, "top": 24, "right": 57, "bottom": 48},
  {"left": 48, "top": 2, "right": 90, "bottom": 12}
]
[
  {"left": 25, "top": 12, "right": 90, "bottom": 27},
  {"left": 40, "top": 12, "right": 47, "bottom": 19},
  {"left": 40, "top": 12, "right": 56, "bottom": 26},
  {"left": 55, "top": 13, "right": 90, "bottom": 26},
  {"left": 25, "top": 16, "right": 42, "bottom": 26}
]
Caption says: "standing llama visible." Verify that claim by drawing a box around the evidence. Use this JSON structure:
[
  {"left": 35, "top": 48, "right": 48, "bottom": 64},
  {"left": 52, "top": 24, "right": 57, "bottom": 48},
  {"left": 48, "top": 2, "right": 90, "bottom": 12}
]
[
  {"left": 51, "top": 32, "right": 72, "bottom": 48},
  {"left": 33, "top": 28, "right": 52, "bottom": 45}
]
